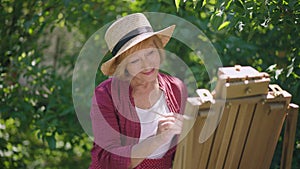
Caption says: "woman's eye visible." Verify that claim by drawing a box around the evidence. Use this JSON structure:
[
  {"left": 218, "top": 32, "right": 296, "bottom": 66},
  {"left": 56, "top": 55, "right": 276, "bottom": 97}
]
[
  {"left": 147, "top": 50, "right": 154, "bottom": 56},
  {"left": 130, "top": 59, "right": 139, "bottom": 64}
]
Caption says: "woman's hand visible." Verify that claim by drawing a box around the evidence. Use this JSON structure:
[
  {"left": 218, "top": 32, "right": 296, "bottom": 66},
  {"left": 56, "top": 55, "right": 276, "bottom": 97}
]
[{"left": 156, "top": 113, "right": 183, "bottom": 142}]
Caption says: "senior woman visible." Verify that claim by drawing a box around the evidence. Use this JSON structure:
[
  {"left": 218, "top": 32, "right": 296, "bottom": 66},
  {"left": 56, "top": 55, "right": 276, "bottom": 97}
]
[{"left": 90, "top": 13, "right": 188, "bottom": 169}]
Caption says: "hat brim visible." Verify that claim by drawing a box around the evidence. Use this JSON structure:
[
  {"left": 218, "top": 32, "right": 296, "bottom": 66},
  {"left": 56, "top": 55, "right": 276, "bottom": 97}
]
[{"left": 101, "top": 25, "right": 176, "bottom": 76}]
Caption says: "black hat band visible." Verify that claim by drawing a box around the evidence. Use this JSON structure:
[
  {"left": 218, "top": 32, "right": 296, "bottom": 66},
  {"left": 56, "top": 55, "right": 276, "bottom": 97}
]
[{"left": 111, "top": 26, "right": 153, "bottom": 56}]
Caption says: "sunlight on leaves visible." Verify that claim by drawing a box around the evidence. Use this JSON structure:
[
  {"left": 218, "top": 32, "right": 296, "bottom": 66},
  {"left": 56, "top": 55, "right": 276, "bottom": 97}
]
[
  {"left": 175, "top": 0, "right": 180, "bottom": 11},
  {"left": 218, "top": 21, "right": 230, "bottom": 30}
]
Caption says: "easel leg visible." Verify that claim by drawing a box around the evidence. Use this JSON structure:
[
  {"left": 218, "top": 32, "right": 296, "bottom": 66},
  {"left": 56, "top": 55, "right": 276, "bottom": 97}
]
[{"left": 280, "top": 103, "right": 299, "bottom": 169}]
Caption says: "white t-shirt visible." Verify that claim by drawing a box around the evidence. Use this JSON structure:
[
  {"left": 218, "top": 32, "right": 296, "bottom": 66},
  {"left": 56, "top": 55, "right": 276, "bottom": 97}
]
[{"left": 135, "top": 92, "right": 172, "bottom": 159}]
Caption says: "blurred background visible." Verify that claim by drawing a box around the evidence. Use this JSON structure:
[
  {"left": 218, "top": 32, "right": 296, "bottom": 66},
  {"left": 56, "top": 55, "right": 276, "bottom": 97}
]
[{"left": 1, "top": 0, "right": 299, "bottom": 168}]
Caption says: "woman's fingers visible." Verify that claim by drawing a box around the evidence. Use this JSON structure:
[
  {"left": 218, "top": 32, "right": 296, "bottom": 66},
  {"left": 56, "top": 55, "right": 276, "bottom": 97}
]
[
  {"left": 157, "top": 114, "right": 183, "bottom": 135},
  {"left": 158, "top": 116, "right": 175, "bottom": 124},
  {"left": 158, "top": 116, "right": 182, "bottom": 129}
]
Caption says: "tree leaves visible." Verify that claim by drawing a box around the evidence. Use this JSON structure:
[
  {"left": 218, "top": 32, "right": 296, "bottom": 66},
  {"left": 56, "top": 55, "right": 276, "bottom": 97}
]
[
  {"left": 175, "top": 0, "right": 181, "bottom": 11},
  {"left": 46, "top": 135, "right": 56, "bottom": 150},
  {"left": 218, "top": 21, "right": 230, "bottom": 30}
]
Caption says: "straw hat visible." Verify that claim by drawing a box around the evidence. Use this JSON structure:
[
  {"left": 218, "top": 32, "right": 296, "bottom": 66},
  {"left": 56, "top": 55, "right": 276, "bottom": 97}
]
[{"left": 101, "top": 13, "right": 175, "bottom": 76}]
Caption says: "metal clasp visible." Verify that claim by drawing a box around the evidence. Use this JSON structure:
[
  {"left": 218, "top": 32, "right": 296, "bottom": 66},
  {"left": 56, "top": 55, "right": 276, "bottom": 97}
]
[
  {"left": 269, "top": 84, "right": 284, "bottom": 97},
  {"left": 196, "top": 89, "right": 215, "bottom": 104}
]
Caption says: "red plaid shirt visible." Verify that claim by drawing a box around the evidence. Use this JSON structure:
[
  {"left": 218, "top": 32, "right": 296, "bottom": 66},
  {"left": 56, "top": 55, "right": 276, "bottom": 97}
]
[{"left": 89, "top": 73, "right": 187, "bottom": 169}]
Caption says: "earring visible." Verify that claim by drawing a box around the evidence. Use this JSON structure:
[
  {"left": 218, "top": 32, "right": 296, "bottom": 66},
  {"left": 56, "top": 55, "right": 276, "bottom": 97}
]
[{"left": 125, "top": 69, "right": 130, "bottom": 77}]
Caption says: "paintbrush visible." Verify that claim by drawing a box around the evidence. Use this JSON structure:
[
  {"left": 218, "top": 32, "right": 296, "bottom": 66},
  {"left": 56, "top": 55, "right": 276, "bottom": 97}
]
[{"left": 152, "top": 111, "right": 194, "bottom": 120}]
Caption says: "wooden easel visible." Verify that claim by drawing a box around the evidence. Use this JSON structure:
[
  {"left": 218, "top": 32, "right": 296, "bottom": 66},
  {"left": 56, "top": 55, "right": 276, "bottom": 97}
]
[{"left": 173, "top": 66, "right": 298, "bottom": 169}]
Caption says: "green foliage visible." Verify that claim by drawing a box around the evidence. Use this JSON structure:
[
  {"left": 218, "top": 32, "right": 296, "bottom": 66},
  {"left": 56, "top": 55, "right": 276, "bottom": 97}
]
[
  {"left": 1, "top": 0, "right": 299, "bottom": 168},
  {"left": 1, "top": 0, "right": 132, "bottom": 168}
]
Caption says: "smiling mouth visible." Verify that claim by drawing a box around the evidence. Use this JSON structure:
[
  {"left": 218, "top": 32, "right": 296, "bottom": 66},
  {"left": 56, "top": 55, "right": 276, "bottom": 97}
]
[{"left": 141, "top": 68, "right": 155, "bottom": 75}]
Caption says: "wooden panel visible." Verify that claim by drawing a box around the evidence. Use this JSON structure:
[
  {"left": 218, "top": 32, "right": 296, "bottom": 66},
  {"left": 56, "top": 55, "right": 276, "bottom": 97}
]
[
  {"left": 197, "top": 104, "right": 224, "bottom": 169},
  {"left": 207, "top": 104, "right": 239, "bottom": 169},
  {"left": 223, "top": 103, "right": 256, "bottom": 169},
  {"left": 191, "top": 115, "right": 207, "bottom": 169},
  {"left": 260, "top": 103, "right": 286, "bottom": 169},
  {"left": 225, "top": 79, "right": 269, "bottom": 99},
  {"left": 196, "top": 127, "right": 214, "bottom": 169},
  {"left": 239, "top": 101, "right": 286, "bottom": 169},
  {"left": 281, "top": 104, "right": 299, "bottom": 169},
  {"left": 173, "top": 97, "right": 200, "bottom": 169}
]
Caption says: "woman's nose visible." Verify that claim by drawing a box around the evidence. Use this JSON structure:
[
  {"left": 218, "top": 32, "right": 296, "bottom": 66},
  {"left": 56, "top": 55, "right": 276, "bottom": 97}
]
[
  {"left": 140, "top": 56, "right": 150, "bottom": 68},
  {"left": 141, "top": 60, "right": 148, "bottom": 68}
]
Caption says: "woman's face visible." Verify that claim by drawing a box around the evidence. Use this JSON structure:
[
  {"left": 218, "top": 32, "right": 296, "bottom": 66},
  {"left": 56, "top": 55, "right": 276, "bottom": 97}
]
[{"left": 126, "top": 41, "right": 161, "bottom": 83}]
